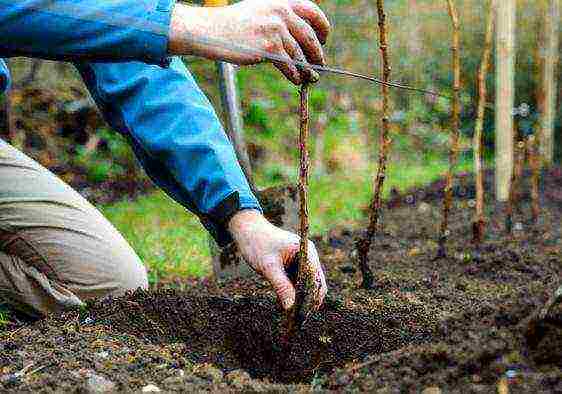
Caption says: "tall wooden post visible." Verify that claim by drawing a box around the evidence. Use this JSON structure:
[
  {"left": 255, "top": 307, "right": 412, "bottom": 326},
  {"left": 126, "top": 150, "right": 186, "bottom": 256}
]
[
  {"left": 495, "top": 0, "right": 516, "bottom": 201},
  {"left": 204, "top": 0, "right": 254, "bottom": 189},
  {"left": 206, "top": 0, "right": 255, "bottom": 281},
  {"left": 407, "top": 0, "right": 423, "bottom": 110},
  {"left": 540, "top": 0, "right": 560, "bottom": 165}
]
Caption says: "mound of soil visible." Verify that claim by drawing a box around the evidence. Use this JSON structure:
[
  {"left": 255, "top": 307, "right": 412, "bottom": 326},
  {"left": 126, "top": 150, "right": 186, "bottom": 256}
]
[{"left": 1, "top": 169, "right": 561, "bottom": 392}]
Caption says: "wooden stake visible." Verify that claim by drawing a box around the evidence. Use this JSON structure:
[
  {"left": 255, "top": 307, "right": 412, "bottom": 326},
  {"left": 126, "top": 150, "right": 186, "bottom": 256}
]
[
  {"left": 472, "top": 0, "right": 494, "bottom": 244},
  {"left": 495, "top": 0, "right": 516, "bottom": 202},
  {"left": 438, "top": 0, "right": 461, "bottom": 258},
  {"left": 540, "top": 0, "right": 559, "bottom": 165},
  {"left": 357, "top": 0, "right": 392, "bottom": 289}
]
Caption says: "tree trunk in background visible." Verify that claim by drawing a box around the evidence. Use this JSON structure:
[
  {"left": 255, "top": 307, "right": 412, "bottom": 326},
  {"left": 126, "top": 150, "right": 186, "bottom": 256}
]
[
  {"left": 540, "top": 0, "right": 560, "bottom": 165},
  {"left": 407, "top": 0, "right": 423, "bottom": 110},
  {"left": 495, "top": 0, "right": 516, "bottom": 202}
]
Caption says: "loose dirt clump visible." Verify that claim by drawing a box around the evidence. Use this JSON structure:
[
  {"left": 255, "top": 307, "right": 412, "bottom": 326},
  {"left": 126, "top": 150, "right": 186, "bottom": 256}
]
[{"left": 0, "top": 170, "right": 561, "bottom": 392}]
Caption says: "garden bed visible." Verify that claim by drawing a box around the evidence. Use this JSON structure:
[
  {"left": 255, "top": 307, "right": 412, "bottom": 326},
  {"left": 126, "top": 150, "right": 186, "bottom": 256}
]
[{"left": 0, "top": 169, "right": 561, "bottom": 392}]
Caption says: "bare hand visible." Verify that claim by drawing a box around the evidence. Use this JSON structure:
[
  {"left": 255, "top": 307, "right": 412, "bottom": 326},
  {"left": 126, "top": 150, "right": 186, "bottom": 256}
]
[
  {"left": 228, "top": 209, "right": 327, "bottom": 310},
  {"left": 169, "top": 0, "right": 330, "bottom": 84}
]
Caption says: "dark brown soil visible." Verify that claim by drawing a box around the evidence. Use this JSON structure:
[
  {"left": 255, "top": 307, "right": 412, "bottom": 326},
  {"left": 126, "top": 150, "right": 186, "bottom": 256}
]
[{"left": 1, "top": 169, "right": 561, "bottom": 392}]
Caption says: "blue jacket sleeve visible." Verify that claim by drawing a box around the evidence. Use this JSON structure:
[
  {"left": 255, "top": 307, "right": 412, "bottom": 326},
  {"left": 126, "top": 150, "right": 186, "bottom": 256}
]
[
  {"left": 0, "top": 0, "right": 175, "bottom": 66},
  {"left": 0, "top": 59, "right": 10, "bottom": 92},
  {"left": 74, "top": 58, "right": 262, "bottom": 246}
]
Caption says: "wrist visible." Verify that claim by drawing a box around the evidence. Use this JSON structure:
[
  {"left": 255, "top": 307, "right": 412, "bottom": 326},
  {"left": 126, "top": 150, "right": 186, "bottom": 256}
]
[
  {"left": 168, "top": 3, "right": 230, "bottom": 60},
  {"left": 169, "top": 4, "right": 210, "bottom": 57},
  {"left": 228, "top": 209, "right": 265, "bottom": 239}
]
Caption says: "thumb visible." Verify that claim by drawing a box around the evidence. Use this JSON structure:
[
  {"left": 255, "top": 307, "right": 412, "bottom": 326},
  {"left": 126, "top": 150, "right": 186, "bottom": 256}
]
[{"left": 263, "top": 258, "right": 296, "bottom": 310}]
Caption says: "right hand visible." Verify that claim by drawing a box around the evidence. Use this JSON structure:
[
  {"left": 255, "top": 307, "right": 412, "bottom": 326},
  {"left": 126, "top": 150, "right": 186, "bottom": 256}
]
[
  {"left": 169, "top": 0, "right": 331, "bottom": 84},
  {"left": 228, "top": 209, "right": 327, "bottom": 311}
]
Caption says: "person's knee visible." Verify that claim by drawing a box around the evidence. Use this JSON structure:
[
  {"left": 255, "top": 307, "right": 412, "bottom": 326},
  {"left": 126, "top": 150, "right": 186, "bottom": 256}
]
[
  {"left": 115, "top": 255, "right": 149, "bottom": 294},
  {"left": 86, "top": 238, "right": 149, "bottom": 298}
]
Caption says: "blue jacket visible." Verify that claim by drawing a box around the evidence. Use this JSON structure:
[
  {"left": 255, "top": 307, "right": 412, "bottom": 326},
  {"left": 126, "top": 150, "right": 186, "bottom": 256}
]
[{"left": 0, "top": 0, "right": 261, "bottom": 246}]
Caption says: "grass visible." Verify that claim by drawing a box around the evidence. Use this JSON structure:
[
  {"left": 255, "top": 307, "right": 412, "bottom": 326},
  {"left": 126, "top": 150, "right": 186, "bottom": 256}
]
[
  {"left": 102, "top": 156, "right": 472, "bottom": 285},
  {"left": 101, "top": 193, "right": 212, "bottom": 285},
  {"left": 0, "top": 306, "right": 9, "bottom": 328}
]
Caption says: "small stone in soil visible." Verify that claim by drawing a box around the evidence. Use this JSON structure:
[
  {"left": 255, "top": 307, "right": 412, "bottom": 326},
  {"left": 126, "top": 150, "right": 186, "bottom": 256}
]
[
  {"left": 421, "top": 387, "right": 442, "bottom": 394},
  {"left": 225, "top": 369, "right": 251, "bottom": 388},
  {"left": 193, "top": 363, "right": 224, "bottom": 383},
  {"left": 85, "top": 373, "right": 115, "bottom": 393},
  {"left": 142, "top": 384, "right": 161, "bottom": 392},
  {"left": 418, "top": 202, "right": 431, "bottom": 214},
  {"left": 0, "top": 374, "right": 19, "bottom": 387}
]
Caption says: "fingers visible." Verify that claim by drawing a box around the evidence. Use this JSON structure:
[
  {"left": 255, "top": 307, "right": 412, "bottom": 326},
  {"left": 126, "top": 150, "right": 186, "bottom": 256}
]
[
  {"left": 282, "top": 31, "right": 320, "bottom": 84},
  {"left": 262, "top": 257, "right": 297, "bottom": 310},
  {"left": 279, "top": 32, "right": 304, "bottom": 84},
  {"left": 282, "top": 239, "right": 327, "bottom": 311},
  {"left": 269, "top": 35, "right": 302, "bottom": 85},
  {"left": 307, "top": 240, "right": 327, "bottom": 309},
  {"left": 289, "top": 0, "right": 331, "bottom": 45},
  {"left": 286, "top": 13, "right": 325, "bottom": 66}
]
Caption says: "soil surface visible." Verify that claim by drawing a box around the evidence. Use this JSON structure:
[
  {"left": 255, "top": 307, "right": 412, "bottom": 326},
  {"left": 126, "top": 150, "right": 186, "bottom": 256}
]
[{"left": 1, "top": 169, "right": 561, "bottom": 392}]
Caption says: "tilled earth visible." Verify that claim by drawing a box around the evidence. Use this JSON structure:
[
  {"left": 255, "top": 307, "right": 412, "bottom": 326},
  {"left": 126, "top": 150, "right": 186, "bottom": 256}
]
[{"left": 1, "top": 169, "right": 561, "bottom": 392}]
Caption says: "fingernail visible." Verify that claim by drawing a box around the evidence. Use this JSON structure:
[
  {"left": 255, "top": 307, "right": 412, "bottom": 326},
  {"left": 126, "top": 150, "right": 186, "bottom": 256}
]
[{"left": 283, "top": 294, "right": 295, "bottom": 310}]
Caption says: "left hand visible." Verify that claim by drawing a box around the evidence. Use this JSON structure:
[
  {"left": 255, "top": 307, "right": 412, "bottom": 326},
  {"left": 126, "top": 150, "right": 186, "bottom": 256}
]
[{"left": 228, "top": 209, "right": 327, "bottom": 310}]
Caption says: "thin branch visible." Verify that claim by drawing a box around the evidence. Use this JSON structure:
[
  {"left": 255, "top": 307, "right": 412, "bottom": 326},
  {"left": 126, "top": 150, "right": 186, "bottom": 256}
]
[
  {"left": 438, "top": 0, "right": 461, "bottom": 258},
  {"left": 528, "top": 134, "right": 541, "bottom": 224},
  {"left": 507, "top": 138, "right": 525, "bottom": 233},
  {"left": 357, "top": 0, "right": 392, "bottom": 289},
  {"left": 295, "top": 81, "right": 315, "bottom": 318},
  {"left": 472, "top": 0, "right": 494, "bottom": 244},
  {"left": 281, "top": 81, "right": 316, "bottom": 343}
]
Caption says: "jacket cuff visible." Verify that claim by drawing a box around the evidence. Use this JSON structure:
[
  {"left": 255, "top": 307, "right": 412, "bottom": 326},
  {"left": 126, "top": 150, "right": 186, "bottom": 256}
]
[
  {"left": 205, "top": 191, "right": 263, "bottom": 247},
  {"left": 148, "top": 0, "right": 177, "bottom": 67}
]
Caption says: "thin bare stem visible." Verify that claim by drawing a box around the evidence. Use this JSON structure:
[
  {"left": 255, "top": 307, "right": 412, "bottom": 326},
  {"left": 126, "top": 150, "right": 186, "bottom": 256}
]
[
  {"left": 507, "top": 138, "right": 525, "bottom": 233},
  {"left": 281, "top": 82, "right": 316, "bottom": 343},
  {"left": 472, "top": 0, "right": 494, "bottom": 244},
  {"left": 528, "top": 134, "right": 541, "bottom": 224},
  {"left": 295, "top": 81, "right": 314, "bottom": 308},
  {"left": 357, "top": 0, "right": 392, "bottom": 289},
  {"left": 438, "top": 0, "right": 461, "bottom": 258}
]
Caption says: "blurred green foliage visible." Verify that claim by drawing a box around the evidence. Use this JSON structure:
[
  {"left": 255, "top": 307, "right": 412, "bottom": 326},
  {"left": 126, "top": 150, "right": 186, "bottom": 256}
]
[
  {"left": 189, "top": 0, "right": 559, "bottom": 169},
  {"left": 72, "top": 128, "right": 137, "bottom": 183}
]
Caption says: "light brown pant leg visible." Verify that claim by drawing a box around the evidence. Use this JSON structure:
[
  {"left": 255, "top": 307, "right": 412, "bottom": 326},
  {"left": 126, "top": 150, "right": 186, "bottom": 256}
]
[{"left": 0, "top": 138, "right": 148, "bottom": 316}]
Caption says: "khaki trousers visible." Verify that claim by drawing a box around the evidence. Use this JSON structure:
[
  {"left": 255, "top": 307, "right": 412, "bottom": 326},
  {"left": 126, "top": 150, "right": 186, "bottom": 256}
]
[{"left": 0, "top": 138, "right": 148, "bottom": 316}]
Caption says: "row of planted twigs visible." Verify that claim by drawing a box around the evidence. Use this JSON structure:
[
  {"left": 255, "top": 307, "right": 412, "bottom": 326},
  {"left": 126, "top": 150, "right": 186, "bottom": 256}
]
[
  {"left": 354, "top": 0, "right": 546, "bottom": 288},
  {"left": 289, "top": 0, "right": 547, "bottom": 327}
]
